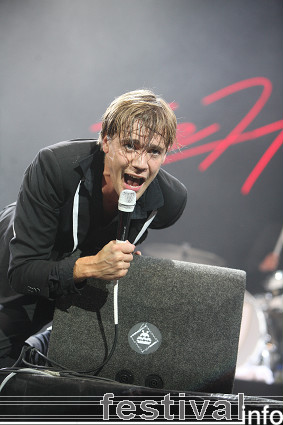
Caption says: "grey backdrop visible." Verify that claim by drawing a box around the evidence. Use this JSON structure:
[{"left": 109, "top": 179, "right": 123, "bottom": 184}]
[{"left": 1, "top": 0, "right": 282, "bottom": 285}]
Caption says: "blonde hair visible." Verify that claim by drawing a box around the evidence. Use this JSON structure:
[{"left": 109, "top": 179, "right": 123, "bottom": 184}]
[{"left": 98, "top": 89, "right": 177, "bottom": 150}]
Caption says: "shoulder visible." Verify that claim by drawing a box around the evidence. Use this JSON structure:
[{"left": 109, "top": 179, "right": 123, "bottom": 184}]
[
  {"left": 157, "top": 168, "right": 187, "bottom": 197},
  {"left": 153, "top": 168, "right": 187, "bottom": 229},
  {"left": 26, "top": 139, "right": 101, "bottom": 201},
  {"left": 33, "top": 139, "right": 101, "bottom": 180},
  {"left": 39, "top": 139, "right": 100, "bottom": 164}
]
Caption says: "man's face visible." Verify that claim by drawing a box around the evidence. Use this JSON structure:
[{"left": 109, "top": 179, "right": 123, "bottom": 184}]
[{"left": 102, "top": 124, "right": 167, "bottom": 201}]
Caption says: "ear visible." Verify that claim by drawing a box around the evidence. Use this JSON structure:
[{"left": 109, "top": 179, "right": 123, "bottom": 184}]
[{"left": 102, "top": 135, "right": 110, "bottom": 154}]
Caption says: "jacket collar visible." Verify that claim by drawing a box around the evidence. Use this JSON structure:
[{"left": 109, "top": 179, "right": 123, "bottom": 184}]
[{"left": 77, "top": 145, "right": 103, "bottom": 196}]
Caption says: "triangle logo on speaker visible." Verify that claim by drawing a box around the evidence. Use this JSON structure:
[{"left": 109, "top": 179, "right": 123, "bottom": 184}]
[{"left": 128, "top": 322, "right": 162, "bottom": 354}]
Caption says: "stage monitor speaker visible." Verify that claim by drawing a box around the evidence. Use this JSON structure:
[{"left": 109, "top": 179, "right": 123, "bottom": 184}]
[{"left": 48, "top": 256, "right": 246, "bottom": 393}]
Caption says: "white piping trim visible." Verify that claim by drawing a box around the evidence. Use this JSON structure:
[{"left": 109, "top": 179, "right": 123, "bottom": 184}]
[
  {"left": 113, "top": 210, "right": 157, "bottom": 325},
  {"left": 72, "top": 181, "right": 82, "bottom": 252},
  {"left": 12, "top": 222, "right": 16, "bottom": 238},
  {"left": 133, "top": 210, "right": 157, "bottom": 245}
]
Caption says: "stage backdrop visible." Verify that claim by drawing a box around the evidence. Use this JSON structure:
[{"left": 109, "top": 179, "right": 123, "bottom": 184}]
[{"left": 0, "top": 0, "right": 282, "bottom": 290}]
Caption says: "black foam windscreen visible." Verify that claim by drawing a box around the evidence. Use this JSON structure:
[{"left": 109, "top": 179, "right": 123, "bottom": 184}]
[{"left": 48, "top": 256, "right": 246, "bottom": 393}]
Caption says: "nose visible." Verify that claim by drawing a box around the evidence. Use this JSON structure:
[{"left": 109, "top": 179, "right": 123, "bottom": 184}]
[{"left": 131, "top": 150, "right": 149, "bottom": 170}]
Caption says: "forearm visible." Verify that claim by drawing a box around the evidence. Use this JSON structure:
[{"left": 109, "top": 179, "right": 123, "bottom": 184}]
[
  {"left": 8, "top": 147, "right": 77, "bottom": 299},
  {"left": 9, "top": 253, "right": 80, "bottom": 299}
]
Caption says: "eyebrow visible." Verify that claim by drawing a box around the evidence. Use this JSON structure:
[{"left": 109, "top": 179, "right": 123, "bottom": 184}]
[{"left": 120, "top": 138, "right": 166, "bottom": 152}]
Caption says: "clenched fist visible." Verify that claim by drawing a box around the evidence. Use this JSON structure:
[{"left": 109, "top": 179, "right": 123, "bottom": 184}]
[{"left": 73, "top": 240, "right": 135, "bottom": 282}]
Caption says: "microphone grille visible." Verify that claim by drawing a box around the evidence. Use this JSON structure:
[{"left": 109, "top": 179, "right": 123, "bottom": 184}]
[{"left": 118, "top": 190, "right": 136, "bottom": 212}]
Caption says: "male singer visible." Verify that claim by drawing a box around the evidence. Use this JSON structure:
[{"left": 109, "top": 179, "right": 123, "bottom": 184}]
[{"left": 0, "top": 89, "right": 187, "bottom": 366}]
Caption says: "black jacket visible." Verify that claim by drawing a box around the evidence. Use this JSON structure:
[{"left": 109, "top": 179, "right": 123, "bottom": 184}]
[{"left": 0, "top": 139, "right": 187, "bottom": 301}]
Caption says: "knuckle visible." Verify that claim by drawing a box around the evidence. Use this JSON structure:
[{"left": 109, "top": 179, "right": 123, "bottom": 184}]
[
  {"left": 111, "top": 244, "right": 119, "bottom": 253},
  {"left": 118, "top": 269, "right": 127, "bottom": 278},
  {"left": 112, "top": 254, "right": 120, "bottom": 263}
]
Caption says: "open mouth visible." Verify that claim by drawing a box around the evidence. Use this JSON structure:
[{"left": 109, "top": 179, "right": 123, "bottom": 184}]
[{"left": 124, "top": 173, "right": 145, "bottom": 187}]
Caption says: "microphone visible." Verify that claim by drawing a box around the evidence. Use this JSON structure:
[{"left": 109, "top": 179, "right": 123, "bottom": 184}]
[{"left": 116, "top": 190, "right": 136, "bottom": 243}]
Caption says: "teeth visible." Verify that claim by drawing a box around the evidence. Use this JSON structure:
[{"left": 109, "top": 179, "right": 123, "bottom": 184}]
[{"left": 125, "top": 173, "right": 144, "bottom": 186}]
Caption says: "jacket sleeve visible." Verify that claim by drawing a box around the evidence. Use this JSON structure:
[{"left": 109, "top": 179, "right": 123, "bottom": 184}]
[{"left": 8, "top": 147, "right": 80, "bottom": 299}]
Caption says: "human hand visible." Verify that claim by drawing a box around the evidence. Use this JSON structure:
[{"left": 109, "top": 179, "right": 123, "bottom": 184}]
[{"left": 73, "top": 240, "right": 135, "bottom": 281}]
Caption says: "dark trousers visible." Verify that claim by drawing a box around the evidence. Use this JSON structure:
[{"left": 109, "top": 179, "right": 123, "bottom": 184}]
[{"left": 0, "top": 295, "right": 54, "bottom": 368}]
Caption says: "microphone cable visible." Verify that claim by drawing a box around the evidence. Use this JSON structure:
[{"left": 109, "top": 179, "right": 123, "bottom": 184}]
[{"left": 1, "top": 191, "right": 137, "bottom": 380}]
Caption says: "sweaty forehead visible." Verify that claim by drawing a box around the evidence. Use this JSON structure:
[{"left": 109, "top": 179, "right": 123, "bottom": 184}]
[{"left": 119, "top": 124, "right": 166, "bottom": 148}]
